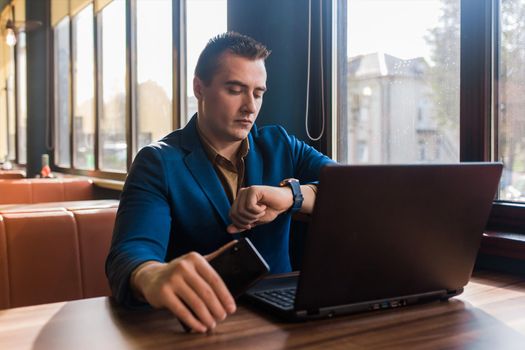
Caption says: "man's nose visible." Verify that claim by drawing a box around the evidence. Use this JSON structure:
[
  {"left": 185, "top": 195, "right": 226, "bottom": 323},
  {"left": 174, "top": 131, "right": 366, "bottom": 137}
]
[{"left": 242, "top": 94, "right": 257, "bottom": 114}]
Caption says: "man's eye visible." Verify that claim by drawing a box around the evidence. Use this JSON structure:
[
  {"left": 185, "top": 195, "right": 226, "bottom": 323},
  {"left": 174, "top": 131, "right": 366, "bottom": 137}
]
[
  {"left": 254, "top": 94, "right": 263, "bottom": 99},
  {"left": 228, "top": 89, "right": 242, "bottom": 95}
]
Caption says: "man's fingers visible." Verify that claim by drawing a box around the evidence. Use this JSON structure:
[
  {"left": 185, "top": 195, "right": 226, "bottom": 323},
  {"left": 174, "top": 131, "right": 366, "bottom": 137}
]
[
  {"left": 238, "top": 188, "right": 265, "bottom": 216},
  {"left": 226, "top": 224, "right": 247, "bottom": 234},
  {"left": 185, "top": 271, "right": 228, "bottom": 321},
  {"left": 228, "top": 209, "right": 266, "bottom": 233},
  {"left": 230, "top": 198, "right": 257, "bottom": 224},
  {"left": 230, "top": 212, "right": 256, "bottom": 227},
  {"left": 138, "top": 250, "right": 239, "bottom": 334},
  {"left": 229, "top": 204, "right": 266, "bottom": 228},
  {"left": 245, "top": 190, "right": 266, "bottom": 214},
  {"left": 177, "top": 283, "right": 217, "bottom": 330},
  {"left": 163, "top": 291, "right": 208, "bottom": 333},
  {"left": 233, "top": 207, "right": 266, "bottom": 223},
  {"left": 195, "top": 259, "right": 236, "bottom": 314},
  {"left": 229, "top": 186, "right": 293, "bottom": 232},
  {"left": 229, "top": 187, "right": 270, "bottom": 232}
]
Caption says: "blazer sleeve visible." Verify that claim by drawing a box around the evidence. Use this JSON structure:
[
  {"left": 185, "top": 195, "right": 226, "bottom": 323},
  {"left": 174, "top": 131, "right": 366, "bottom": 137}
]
[
  {"left": 105, "top": 145, "right": 172, "bottom": 308},
  {"left": 276, "top": 126, "right": 336, "bottom": 182}
]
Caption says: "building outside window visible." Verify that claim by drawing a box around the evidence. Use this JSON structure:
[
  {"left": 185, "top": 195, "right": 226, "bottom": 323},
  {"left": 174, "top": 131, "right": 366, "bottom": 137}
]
[{"left": 337, "top": 0, "right": 460, "bottom": 165}]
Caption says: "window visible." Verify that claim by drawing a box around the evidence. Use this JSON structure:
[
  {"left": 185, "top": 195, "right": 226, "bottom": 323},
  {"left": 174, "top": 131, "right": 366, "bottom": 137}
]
[
  {"left": 498, "top": 0, "right": 525, "bottom": 203},
  {"left": 136, "top": 0, "right": 173, "bottom": 152},
  {"left": 72, "top": 4, "right": 95, "bottom": 170},
  {"left": 54, "top": 17, "right": 70, "bottom": 167},
  {"left": 98, "top": 0, "right": 126, "bottom": 172},
  {"left": 336, "top": 0, "right": 460, "bottom": 165},
  {"left": 185, "top": 0, "right": 227, "bottom": 122},
  {"left": 16, "top": 32, "right": 27, "bottom": 164},
  {"left": 333, "top": 0, "right": 525, "bottom": 246}
]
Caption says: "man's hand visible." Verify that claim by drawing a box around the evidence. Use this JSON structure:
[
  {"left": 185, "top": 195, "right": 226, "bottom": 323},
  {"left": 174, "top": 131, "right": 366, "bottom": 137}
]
[
  {"left": 227, "top": 185, "right": 294, "bottom": 234},
  {"left": 131, "top": 241, "right": 238, "bottom": 333}
]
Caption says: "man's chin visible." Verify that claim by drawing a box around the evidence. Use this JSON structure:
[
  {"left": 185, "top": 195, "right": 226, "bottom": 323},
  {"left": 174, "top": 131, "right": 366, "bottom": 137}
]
[{"left": 228, "top": 127, "right": 252, "bottom": 141}]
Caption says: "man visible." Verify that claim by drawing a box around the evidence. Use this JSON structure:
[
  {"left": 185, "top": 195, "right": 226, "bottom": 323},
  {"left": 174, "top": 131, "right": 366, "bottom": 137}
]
[{"left": 106, "top": 32, "right": 334, "bottom": 333}]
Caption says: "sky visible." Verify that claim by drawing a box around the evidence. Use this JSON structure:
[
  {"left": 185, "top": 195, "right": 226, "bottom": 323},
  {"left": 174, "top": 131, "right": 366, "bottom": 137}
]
[{"left": 347, "top": 0, "right": 444, "bottom": 62}]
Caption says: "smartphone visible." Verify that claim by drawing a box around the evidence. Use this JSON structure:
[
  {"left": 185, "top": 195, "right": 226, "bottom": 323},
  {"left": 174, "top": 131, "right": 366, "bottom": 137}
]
[
  {"left": 180, "top": 237, "right": 269, "bottom": 332},
  {"left": 209, "top": 237, "right": 270, "bottom": 298}
]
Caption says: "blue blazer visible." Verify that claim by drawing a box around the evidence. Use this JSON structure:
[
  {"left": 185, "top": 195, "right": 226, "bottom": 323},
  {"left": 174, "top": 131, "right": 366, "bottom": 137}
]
[{"left": 106, "top": 115, "right": 334, "bottom": 306}]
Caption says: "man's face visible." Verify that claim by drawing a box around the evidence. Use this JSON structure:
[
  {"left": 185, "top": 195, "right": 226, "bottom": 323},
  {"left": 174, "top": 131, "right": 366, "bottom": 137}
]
[{"left": 194, "top": 52, "right": 267, "bottom": 145}]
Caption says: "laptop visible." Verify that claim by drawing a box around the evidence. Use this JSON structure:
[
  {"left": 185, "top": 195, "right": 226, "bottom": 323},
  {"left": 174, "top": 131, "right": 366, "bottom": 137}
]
[{"left": 244, "top": 163, "right": 503, "bottom": 321}]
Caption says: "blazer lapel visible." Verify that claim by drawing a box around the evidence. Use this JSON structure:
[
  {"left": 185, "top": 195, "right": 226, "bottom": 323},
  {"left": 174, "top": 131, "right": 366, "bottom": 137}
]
[
  {"left": 181, "top": 115, "right": 231, "bottom": 226},
  {"left": 244, "top": 130, "right": 263, "bottom": 186}
]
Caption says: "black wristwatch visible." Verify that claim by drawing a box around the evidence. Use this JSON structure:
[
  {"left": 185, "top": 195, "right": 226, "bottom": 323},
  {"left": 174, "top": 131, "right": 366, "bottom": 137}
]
[{"left": 279, "top": 178, "right": 303, "bottom": 214}]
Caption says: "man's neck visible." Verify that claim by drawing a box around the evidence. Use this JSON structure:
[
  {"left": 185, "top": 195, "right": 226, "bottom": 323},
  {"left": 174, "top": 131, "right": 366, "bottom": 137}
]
[{"left": 214, "top": 141, "right": 243, "bottom": 162}]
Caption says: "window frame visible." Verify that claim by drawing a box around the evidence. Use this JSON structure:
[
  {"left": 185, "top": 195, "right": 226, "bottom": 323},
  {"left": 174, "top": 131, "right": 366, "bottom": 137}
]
[{"left": 461, "top": 0, "right": 525, "bottom": 238}]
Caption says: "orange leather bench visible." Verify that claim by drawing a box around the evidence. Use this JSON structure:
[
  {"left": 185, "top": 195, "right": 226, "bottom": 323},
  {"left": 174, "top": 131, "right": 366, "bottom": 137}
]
[
  {"left": 0, "top": 170, "right": 25, "bottom": 179},
  {"left": 0, "top": 200, "right": 118, "bottom": 309},
  {"left": 0, "top": 178, "right": 95, "bottom": 204}
]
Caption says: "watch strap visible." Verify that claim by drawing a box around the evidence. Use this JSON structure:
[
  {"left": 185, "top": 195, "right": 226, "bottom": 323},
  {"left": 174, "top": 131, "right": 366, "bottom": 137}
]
[{"left": 280, "top": 178, "right": 303, "bottom": 214}]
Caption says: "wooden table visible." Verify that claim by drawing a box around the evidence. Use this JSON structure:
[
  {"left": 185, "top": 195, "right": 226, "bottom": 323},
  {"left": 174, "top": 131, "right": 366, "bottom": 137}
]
[{"left": 1, "top": 270, "right": 525, "bottom": 349}]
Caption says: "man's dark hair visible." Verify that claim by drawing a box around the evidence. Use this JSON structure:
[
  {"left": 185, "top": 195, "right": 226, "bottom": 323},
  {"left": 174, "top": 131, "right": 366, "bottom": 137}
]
[{"left": 195, "top": 31, "right": 271, "bottom": 85}]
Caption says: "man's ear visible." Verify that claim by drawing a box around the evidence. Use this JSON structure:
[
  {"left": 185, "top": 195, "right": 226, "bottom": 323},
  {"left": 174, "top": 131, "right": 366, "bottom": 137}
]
[{"left": 193, "top": 76, "right": 203, "bottom": 99}]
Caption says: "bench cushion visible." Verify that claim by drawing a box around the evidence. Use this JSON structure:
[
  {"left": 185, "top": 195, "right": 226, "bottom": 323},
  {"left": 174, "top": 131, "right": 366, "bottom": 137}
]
[
  {"left": 73, "top": 208, "right": 116, "bottom": 298},
  {"left": 3, "top": 211, "right": 83, "bottom": 308},
  {"left": 0, "top": 217, "right": 8, "bottom": 308},
  {"left": 0, "top": 201, "right": 118, "bottom": 309}
]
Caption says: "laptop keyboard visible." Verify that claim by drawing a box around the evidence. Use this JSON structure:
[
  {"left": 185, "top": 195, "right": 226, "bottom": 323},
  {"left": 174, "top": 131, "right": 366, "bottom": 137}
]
[{"left": 253, "top": 287, "right": 296, "bottom": 310}]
